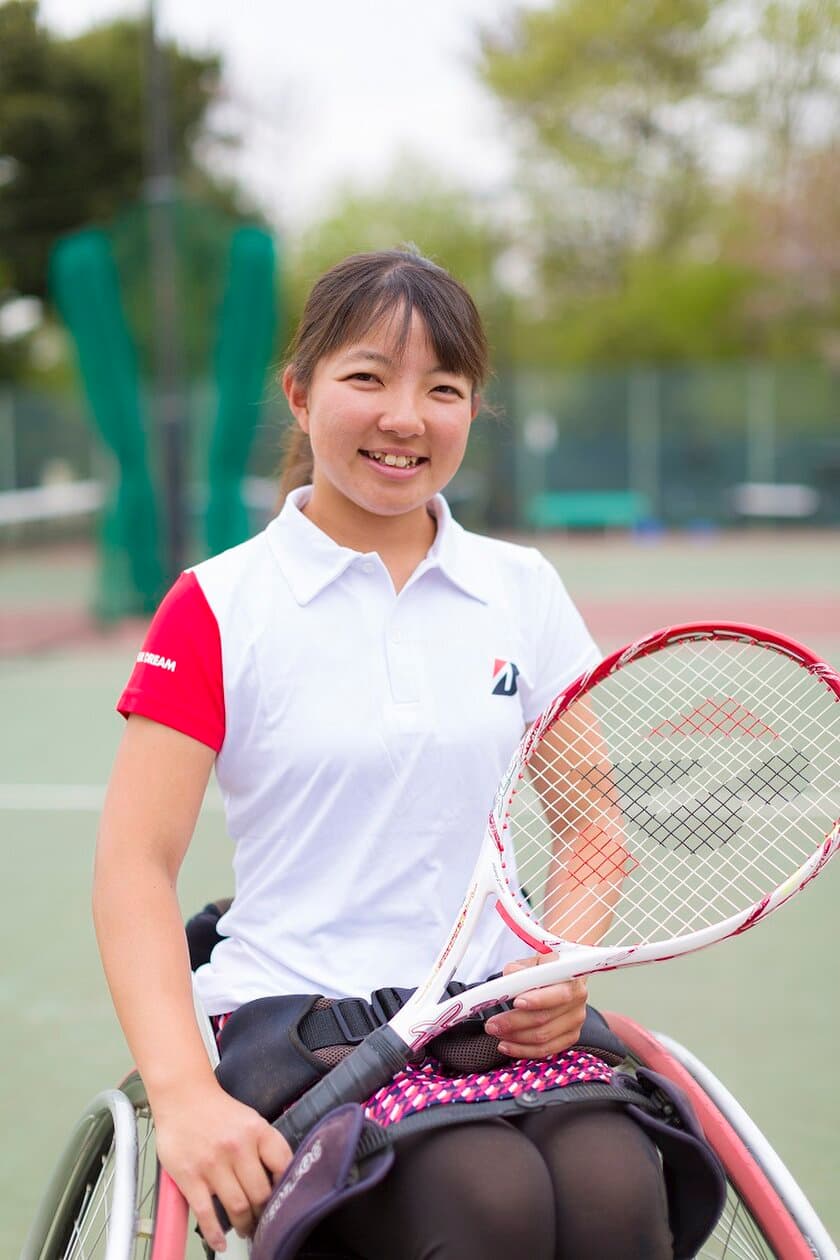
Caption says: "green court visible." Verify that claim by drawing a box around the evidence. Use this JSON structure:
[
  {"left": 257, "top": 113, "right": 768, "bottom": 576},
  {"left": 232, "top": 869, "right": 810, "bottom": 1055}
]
[{"left": 2, "top": 528, "right": 839, "bottom": 1255}]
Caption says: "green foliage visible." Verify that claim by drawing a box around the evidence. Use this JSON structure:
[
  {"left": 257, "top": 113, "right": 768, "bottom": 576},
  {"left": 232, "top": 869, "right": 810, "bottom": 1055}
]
[
  {"left": 481, "top": 0, "right": 718, "bottom": 173},
  {"left": 479, "top": 0, "right": 721, "bottom": 256},
  {"left": 472, "top": 0, "right": 840, "bottom": 364},
  {"left": 0, "top": 0, "right": 228, "bottom": 299},
  {"left": 512, "top": 254, "right": 757, "bottom": 365},
  {"left": 287, "top": 157, "right": 506, "bottom": 348}
]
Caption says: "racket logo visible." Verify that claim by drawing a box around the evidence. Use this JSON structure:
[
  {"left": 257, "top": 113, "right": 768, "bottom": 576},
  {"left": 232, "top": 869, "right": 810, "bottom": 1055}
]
[
  {"left": 649, "top": 697, "right": 778, "bottom": 740},
  {"left": 492, "top": 659, "right": 520, "bottom": 696},
  {"left": 260, "top": 1139, "right": 323, "bottom": 1222},
  {"left": 580, "top": 750, "right": 812, "bottom": 855},
  {"left": 408, "top": 1000, "right": 464, "bottom": 1043}
]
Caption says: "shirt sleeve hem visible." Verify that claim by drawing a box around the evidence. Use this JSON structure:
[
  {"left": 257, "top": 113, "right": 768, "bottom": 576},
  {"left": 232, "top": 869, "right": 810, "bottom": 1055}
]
[{"left": 118, "top": 690, "right": 224, "bottom": 753}]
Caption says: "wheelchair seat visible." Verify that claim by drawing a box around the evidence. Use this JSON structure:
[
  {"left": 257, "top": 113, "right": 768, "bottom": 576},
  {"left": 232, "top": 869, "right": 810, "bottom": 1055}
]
[{"left": 20, "top": 902, "right": 838, "bottom": 1259}]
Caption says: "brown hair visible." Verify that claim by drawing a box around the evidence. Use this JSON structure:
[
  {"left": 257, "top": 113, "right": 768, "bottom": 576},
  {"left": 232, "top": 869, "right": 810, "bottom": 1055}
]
[{"left": 279, "top": 248, "right": 489, "bottom": 500}]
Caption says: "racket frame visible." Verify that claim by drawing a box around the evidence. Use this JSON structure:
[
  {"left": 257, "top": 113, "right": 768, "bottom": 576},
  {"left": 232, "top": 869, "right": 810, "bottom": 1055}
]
[
  {"left": 390, "top": 621, "right": 840, "bottom": 1051},
  {"left": 273, "top": 621, "right": 840, "bottom": 1152}
]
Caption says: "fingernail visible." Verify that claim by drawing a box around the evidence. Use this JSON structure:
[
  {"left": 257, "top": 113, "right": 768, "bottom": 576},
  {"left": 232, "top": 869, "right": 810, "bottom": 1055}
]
[
  {"left": 486, "top": 1019, "right": 501, "bottom": 1035},
  {"left": 498, "top": 1043, "right": 513, "bottom": 1056},
  {"left": 513, "top": 997, "right": 530, "bottom": 1009}
]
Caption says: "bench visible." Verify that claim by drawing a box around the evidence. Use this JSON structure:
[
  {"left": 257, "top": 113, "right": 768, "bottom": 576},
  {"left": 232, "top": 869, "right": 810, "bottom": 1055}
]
[{"left": 526, "top": 490, "right": 651, "bottom": 530}]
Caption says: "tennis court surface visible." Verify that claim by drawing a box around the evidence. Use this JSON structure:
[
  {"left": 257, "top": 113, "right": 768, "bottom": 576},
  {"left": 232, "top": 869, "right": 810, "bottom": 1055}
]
[{"left": 2, "top": 527, "right": 838, "bottom": 1255}]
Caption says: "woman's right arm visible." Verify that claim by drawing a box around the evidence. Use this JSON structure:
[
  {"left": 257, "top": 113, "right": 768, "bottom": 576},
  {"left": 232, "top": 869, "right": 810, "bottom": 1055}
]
[{"left": 93, "top": 714, "right": 291, "bottom": 1252}]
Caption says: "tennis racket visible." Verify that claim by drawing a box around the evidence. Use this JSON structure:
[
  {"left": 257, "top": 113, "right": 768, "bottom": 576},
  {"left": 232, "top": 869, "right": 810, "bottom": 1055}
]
[{"left": 272, "top": 621, "right": 840, "bottom": 1150}]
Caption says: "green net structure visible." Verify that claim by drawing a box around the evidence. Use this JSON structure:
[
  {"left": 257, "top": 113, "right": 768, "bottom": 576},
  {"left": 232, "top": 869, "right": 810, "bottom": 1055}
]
[{"left": 50, "top": 199, "right": 279, "bottom": 619}]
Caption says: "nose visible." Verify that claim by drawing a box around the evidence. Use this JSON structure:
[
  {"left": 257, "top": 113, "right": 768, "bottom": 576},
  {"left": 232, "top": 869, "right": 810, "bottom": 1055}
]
[{"left": 378, "top": 390, "right": 425, "bottom": 437}]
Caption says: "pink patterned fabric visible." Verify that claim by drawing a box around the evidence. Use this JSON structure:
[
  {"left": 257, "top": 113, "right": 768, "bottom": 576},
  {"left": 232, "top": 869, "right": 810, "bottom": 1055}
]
[{"left": 363, "top": 1050, "right": 613, "bottom": 1128}]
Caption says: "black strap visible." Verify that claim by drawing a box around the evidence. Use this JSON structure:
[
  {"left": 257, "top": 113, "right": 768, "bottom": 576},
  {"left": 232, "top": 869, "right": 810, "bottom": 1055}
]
[
  {"left": 352, "top": 1080, "right": 666, "bottom": 1156},
  {"left": 297, "top": 990, "right": 628, "bottom": 1068},
  {"left": 298, "top": 982, "right": 514, "bottom": 1051}
]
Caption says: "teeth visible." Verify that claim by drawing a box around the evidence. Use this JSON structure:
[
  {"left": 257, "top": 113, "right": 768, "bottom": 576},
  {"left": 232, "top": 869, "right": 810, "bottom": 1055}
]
[{"left": 367, "top": 451, "right": 419, "bottom": 468}]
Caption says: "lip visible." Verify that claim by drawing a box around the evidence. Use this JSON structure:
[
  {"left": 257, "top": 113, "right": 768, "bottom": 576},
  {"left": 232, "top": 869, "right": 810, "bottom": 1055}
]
[{"left": 359, "top": 449, "right": 428, "bottom": 479}]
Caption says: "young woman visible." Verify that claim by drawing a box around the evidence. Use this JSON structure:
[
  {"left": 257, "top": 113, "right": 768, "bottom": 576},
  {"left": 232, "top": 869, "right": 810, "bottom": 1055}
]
[{"left": 95, "top": 249, "right": 674, "bottom": 1258}]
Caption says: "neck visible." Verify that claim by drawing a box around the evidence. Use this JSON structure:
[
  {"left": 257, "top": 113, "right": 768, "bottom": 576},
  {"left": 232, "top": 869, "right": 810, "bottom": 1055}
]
[{"left": 301, "top": 492, "right": 438, "bottom": 590}]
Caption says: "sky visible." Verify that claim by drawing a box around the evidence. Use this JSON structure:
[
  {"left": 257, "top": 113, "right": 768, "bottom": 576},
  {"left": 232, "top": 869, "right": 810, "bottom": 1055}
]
[{"left": 40, "top": 0, "right": 541, "bottom": 231}]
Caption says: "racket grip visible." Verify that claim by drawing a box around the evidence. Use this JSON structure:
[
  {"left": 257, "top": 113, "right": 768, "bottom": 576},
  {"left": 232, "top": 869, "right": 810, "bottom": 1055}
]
[
  {"left": 275, "top": 1025, "right": 409, "bottom": 1151},
  {"left": 212, "top": 1026, "right": 408, "bottom": 1234}
]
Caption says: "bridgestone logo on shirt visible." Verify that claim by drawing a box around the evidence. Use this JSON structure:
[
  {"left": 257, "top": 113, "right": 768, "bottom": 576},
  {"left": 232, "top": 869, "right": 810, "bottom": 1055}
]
[{"left": 137, "top": 651, "right": 177, "bottom": 672}]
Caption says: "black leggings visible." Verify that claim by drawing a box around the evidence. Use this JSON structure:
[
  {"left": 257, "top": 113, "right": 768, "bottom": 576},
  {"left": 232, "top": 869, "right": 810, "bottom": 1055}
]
[{"left": 315, "top": 1104, "right": 673, "bottom": 1260}]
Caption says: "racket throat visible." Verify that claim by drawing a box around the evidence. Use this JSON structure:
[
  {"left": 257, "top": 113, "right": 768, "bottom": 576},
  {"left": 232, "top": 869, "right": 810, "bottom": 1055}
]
[{"left": 494, "top": 898, "right": 553, "bottom": 954}]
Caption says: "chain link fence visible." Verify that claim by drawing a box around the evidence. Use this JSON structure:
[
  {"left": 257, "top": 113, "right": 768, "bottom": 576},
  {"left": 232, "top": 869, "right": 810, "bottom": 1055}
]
[{"left": 2, "top": 359, "right": 838, "bottom": 542}]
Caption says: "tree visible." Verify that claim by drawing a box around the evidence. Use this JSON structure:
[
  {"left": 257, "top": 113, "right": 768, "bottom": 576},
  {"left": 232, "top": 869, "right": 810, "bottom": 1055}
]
[
  {"left": 723, "top": 145, "right": 840, "bottom": 358},
  {"left": 476, "top": 0, "right": 840, "bottom": 361},
  {"left": 479, "top": 0, "right": 723, "bottom": 265},
  {"left": 0, "top": 0, "right": 234, "bottom": 300},
  {"left": 287, "top": 156, "right": 508, "bottom": 350}
]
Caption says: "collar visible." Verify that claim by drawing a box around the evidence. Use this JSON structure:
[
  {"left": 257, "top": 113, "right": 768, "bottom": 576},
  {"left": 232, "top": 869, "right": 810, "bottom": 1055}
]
[{"left": 266, "top": 486, "right": 491, "bottom": 606}]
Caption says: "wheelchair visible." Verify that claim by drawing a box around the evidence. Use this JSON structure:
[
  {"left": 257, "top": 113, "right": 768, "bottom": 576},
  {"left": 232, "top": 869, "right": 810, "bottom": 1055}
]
[{"left": 20, "top": 902, "right": 839, "bottom": 1260}]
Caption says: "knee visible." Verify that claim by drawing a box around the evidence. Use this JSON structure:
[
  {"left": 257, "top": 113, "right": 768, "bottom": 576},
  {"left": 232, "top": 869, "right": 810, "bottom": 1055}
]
[
  {"left": 410, "top": 1124, "right": 556, "bottom": 1260},
  {"left": 543, "top": 1109, "right": 673, "bottom": 1259},
  {"left": 441, "top": 1162, "right": 555, "bottom": 1259}
]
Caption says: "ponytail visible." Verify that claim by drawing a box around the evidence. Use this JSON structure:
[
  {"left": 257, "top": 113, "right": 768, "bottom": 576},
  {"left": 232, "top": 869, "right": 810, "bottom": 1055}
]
[{"left": 277, "top": 423, "right": 314, "bottom": 507}]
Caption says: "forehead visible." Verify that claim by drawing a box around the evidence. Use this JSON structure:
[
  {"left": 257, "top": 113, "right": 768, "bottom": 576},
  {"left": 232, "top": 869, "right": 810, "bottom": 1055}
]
[{"left": 333, "top": 309, "right": 442, "bottom": 367}]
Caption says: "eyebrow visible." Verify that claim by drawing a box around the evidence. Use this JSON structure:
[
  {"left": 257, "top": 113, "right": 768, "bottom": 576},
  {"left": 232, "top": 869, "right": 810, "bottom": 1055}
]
[
  {"left": 339, "top": 349, "right": 393, "bottom": 366},
  {"left": 339, "top": 348, "right": 453, "bottom": 374}
]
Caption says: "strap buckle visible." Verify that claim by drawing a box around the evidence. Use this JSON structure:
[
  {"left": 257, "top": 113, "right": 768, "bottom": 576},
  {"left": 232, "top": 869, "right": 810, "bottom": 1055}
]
[{"left": 332, "top": 997, "right": 380, "bottom": 1045}]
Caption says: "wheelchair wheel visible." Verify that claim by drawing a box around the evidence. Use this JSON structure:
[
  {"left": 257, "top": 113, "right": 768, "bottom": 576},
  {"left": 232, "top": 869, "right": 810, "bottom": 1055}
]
[
  {"left": 605, "top": 1012, "right": 838, "bottom": 1260},
  {"left": 19, "top": 1071, "right": 187, "bottom": 1260}
]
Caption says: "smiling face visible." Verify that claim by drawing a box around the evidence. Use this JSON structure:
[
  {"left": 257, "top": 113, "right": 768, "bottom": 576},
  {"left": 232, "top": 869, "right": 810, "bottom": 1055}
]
[{"left": 283, "top": 309, "right": 479, "bottom": 542}]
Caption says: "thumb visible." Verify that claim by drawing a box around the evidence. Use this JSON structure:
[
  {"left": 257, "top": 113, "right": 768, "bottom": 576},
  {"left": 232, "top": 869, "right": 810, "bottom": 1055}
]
[{"left": 502, "top": 954, "right": 542, "bottom": 976}]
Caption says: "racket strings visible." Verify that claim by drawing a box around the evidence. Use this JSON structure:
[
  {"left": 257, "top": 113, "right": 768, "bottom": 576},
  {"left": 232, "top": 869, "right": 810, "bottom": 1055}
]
[{"left": 502, "top": 638, "right": 840, "bottom": 948}]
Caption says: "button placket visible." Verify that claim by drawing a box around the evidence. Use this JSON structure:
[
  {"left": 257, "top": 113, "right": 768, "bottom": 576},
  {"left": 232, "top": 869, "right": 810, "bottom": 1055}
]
[{"left": 385, "top": 605, "right": 422, "bottom": 705}]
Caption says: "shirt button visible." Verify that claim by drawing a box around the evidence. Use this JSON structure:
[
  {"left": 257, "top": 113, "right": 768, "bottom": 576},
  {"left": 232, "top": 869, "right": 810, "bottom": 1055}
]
[
  {"left": 391, "top": 629, "right": 401, "bottom": 643},
  {"left": 362, "top": 561, "right": 374, "bottom": 573}
]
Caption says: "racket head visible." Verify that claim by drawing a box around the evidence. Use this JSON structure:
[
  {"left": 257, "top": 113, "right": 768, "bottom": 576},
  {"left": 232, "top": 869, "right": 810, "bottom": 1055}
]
[{"left": 490, "top": 622, "right": 840, "bottom": 965}]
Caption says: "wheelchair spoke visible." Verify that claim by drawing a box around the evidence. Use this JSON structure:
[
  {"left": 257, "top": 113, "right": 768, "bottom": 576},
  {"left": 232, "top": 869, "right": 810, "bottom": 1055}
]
[
  {"left": 59, "top": 1102, "right": 157, "bottom": 1260},
  {"left": 700, "top": 1189, "right": 776, "bottom": 1259}
]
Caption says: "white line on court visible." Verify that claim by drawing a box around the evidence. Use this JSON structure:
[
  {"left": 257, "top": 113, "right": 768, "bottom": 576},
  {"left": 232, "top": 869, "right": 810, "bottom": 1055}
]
[{"left": 0, "top": 783, "right": 225, "bottom": 811}]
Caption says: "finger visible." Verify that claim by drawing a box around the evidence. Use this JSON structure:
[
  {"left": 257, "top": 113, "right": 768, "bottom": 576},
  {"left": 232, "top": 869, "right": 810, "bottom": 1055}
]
[
  {"left": 258, "top": 1125, "right": 294, "bottom": 1181},
  {"left": 484, "top": 985, "right": 585, "bottom": 1040},
  {"left": 234, "top": 1152, "right": 277, "bottom": 1218},
  {"left": 485, "top": 981, "right": 586, "bottom": 1039},
  {"left": 190, "top": 1185, "right": 229, "bottom": 1254},
  {"left": 512, "top": 976, "right": 587, "bottom": 1011},
  {"left": 208, "top": 1166, "right": 259, "bottom": 1239},
  {"left": 487, "top": 1003, "right": 586, "bottom": 1052},
  {"left": 502, "top": 954, "right": 541, "bottom": 975},
  {"left": 496, "top": 1016, "right": 585, "bottom": 1059}
]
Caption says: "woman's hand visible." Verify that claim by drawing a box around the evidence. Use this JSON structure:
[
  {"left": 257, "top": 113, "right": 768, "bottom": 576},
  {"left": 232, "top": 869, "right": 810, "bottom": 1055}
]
[
  {"left": 483, "top": 955, "right": 587, "bottom": 1059},
  {"left": 152, "top": 1079, "right": 292, "bottom": 1253}
]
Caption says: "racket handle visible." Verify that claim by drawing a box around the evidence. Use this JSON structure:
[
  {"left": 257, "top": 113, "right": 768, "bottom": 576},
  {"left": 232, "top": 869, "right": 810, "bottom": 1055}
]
[
  {"left": 213, "top": 1025, "right": 408, "bottom": 1234},
  {"left": 274, "top": 1024, "right": 409, "bottom": 1150}
]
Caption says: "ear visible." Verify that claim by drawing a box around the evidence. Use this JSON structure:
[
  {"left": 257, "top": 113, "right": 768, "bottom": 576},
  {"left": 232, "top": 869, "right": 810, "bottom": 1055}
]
[
  {"left": 282, "top": 365, "right": 310, "bottom": 434},
  {"left": 470, "top": 393, "right": 481, "bottom": 422}
]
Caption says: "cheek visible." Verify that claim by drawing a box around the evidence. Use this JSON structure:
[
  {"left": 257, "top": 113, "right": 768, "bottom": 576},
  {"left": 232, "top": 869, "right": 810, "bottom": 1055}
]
[
  {"left": 308, "top": 398, "right": 368, "bottom": 454},
  {"left": 443, "top": 416, "right": 472, "bottom": 463}
]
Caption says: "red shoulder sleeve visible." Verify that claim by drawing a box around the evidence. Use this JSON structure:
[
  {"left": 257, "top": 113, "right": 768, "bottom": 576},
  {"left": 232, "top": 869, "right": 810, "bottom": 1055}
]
[{"left": 117, "top": 571, "right": 225, "bottom": 752}]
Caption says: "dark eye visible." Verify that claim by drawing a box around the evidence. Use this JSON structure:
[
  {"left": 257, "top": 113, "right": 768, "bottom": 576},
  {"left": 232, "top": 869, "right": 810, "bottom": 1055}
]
[
  {"left": 346, "top": 372, "right": 380, "bottom": 384},
  {"left": 433, "top": 383, "right": 464, "bottom": 397}
]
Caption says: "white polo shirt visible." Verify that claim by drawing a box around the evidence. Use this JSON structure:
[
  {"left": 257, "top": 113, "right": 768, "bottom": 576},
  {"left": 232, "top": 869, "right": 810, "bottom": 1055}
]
[{"left": 119, "top": 488, "right": 599, "bottom": 1013}]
